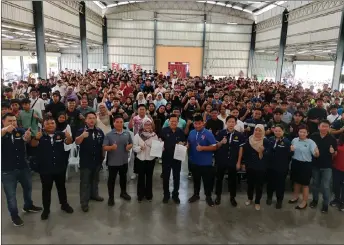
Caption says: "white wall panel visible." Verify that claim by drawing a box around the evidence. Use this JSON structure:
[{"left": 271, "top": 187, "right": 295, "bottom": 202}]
[
  {"left": 85, "top": 1, "right": 103, "bottom": 16},
  {"left": 60, "top": 49, "right": 82, "bottom": 71},
  {"left": 107, "top": 10, "right": 154, "bottom": 20},
  {"left": 2, "top": 1, "right": 33, "bottom": 25},
  {"left": 256, "top": 27, "right": 281, "bottom": 42},
  {"left": 208, "top": 42, "right": 250, "bottom": 51},
  {"left": 157, "top": 22, "right": 204, "bottom": 32},
  {"left": 88, "top": 47, "right": 103, "bottom": 70},
  {"left": 205, "top": 23, "right": 250, "bottom": 76},
  {"left": 107, "top": 17, "right": 154, "bottom": 68},
  {"left": 87, "top": 21, "right": 102, "bottom": 35},
  {"left": 287, "top": 28, "right": 340, "bottom": 46},
  {"left": 257, "top": 1, "right": 312, "bottom": 23}
]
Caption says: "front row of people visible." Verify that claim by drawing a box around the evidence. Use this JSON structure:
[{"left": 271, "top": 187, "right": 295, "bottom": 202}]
[{"left": 2, "top": 112, "right": 344, "bottom": 227}]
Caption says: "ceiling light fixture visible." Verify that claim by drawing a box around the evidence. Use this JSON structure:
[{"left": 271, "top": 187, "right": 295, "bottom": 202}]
[
  {"left": 232, "top": 6, "right": 243, "bottom": 10},
  {"left": 216, "top": 2, "right": 226, "bottom": 6},
  {"left": 122, "top": 18, "right": 134, "bottom": 21},
  {"left": 227, "top": 22, "right": 238, "bottom": 25},
  {"left": 207, "top": 1, "right": 216, "bottom": 4},
  {"left": 256, "top": 50, "right": 265, "bottom": 53},
  {"left": 93, "top": 1, "right": 106, "bottom": 9},
  {"left": 107, "top": 4, "right": 118, "bottom": 7},
  {"left": 243, "top": 9, "right": 253, "bottom": 13},
  {"left": 117, "top": 1, "right": 129, "bottom": 5},
  {"left": 225, "top": 3, "right": 232, "bottom": 7}
]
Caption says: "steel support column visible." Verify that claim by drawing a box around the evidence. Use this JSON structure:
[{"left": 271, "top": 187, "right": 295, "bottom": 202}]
[
  {"left": 275, "top": 9, "right": 288, "bottom": 82},
  {"left": 32, "top": 1, "right": 47, "bottom": 79},
  {"left": 79, "top": 1, "right": 88, "bottom": 73},
  {"left": 201, "top": 14, "right": 206, "bottom": 77},
  {"left": 20, "top": 56, "right": 24, "bottom": 80},
  {"left": 102, "top": 16, "right": 108, "bottom": 68},
  {"left": 153, "top": 12, "right": 157, "bottom": 71},
  {"left": 248, "top": 22, "right": 256, "bottom": 78},
  {"left": 332, "top": 9, "right": 344, "bottom": 90}
]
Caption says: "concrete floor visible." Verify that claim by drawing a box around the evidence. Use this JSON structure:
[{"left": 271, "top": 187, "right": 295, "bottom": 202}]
[{"left": 2, "top": 165, "right": 344, "bottom": 244}]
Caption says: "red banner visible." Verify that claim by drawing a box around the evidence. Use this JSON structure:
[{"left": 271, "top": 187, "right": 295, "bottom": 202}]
[{"left": 112, "top": 63, "right": 119, "bottom": 71}]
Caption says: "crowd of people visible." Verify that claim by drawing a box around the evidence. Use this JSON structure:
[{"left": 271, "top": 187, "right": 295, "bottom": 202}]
[{"left": 1, "top": 68, "right": 344, "bottom": 227}]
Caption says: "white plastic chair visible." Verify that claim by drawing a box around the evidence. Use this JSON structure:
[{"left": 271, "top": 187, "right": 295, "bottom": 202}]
[{"left": 66, "top": 143, "right": 80, "bottom": 180}]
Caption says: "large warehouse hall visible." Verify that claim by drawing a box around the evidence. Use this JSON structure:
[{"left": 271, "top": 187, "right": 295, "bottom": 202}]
[{"left": 1, "top": 0, "right": 344, "bottom": 244}]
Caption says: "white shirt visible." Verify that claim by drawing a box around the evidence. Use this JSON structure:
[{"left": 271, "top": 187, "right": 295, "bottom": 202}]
[
  {"left": 30, "top": 97, "right": 45, "bottom": 116},
  {"left": 217, "top": 114, "right": 228, "bottom": 129},
  {"left": 133, "top": 133, "right": 158, "bottom": 161},
  {"left": 52, "top": 84, "right": 66, "bottom": 97},
  {"left": 327, "top": 114, "right": 340, "bottom": 124},
  {"left": 234, "top": 119, "right": 245, "bottom": 133}
]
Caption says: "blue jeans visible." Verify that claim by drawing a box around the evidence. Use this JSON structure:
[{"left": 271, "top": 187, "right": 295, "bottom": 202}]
[
  {"left": 311, "top": 167, "right": 332, "bottom": 206},
  {"left": 1, "top": 168, "right": 33, "bottom": 217}
]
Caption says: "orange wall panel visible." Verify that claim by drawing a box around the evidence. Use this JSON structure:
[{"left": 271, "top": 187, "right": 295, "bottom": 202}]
[{"left": 156, "top": 46, "right": 202, "bottom": 76}]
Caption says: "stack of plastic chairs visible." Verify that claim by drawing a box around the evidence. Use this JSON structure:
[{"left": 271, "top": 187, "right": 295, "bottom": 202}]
[{"left": 66, "top": 143, "right": 80, "bottom": 180}]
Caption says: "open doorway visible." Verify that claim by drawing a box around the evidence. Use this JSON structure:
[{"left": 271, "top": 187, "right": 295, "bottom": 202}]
[{"left": 168, "top": 62, "right": 189, "bottom": 78}]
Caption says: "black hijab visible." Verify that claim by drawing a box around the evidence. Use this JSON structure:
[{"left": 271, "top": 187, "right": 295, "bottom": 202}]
[{"left": 56, "top": 112, "right": 68, "bottom": 131}]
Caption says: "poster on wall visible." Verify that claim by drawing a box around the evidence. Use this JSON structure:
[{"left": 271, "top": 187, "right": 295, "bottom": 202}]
[
  {"left": 131, "top": 64, "right": 142, "bottom": 72},
  {"left": 111, "top": 63, "right": 119, "bottom": 71},
  {"left": 120, "top": 64, "right": 130, "bottom": 70}
]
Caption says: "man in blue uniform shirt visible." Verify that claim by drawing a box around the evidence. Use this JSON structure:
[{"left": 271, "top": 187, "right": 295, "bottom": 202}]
[
  {"left": 215, "top": 116, "right": 244, "bottom": 206},
  {"left": 160, "top": 114, "right": 186, "bottom": 204},
  {"left": 31, "top": 117, "right": 74, "bottom": 220},
  {"left": 244, "top": 108, "right": 267, "bottom": 137},
  {"left": 1, "top": 113, "right": 42, "bottom": 226},
  {"left": 75, "top": 112, "right": 105, "bottom": 212},
  {"left": 187, "top": 115, "right": 217, "bottom": 207}
]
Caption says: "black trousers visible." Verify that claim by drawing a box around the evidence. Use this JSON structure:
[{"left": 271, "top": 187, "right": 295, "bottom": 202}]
[
  {"left": 107, "top": 164, "right": 128, "bottom": 199},
  {"left": 190, "top": 164, "right": 214, "bottom": 197},
  {"left": 162, "top": 159, "right": 182, "bottom": 197},
  {"left": 137, "top": 159, "right": 155, "bottom": 199},
  {"left": 266, "top": 169, "right": 287, "bottom": 202},
  {"left": 80, "top": 165, "right": 101, "bottom": 206},
  {"left": 246, "top": 168, "right": 265, "bottom": 204},
  {"left": 333, "top": 168, "right": 344, "bottom": 203},
  {"left": 215, "top": 166, "right": 237, "bottom": 198},
  {"left": 40, "top": 171, "right": 68, "bottom": 212}
]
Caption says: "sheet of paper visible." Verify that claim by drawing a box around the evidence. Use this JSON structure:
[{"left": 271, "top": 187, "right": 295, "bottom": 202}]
[
  {"left": 150, "top": 140, "right": 164, "bottom": 158},
  {"left": 173, "top": 144, "right": 187, "bottom": 162}
]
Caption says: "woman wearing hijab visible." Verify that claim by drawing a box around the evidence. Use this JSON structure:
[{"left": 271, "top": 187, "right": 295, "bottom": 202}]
[
  {"left": 165, "top": 103, "right": 172, "bottom": 117},
  {"left": 93, "top": 91, "right": 104, "bottom": 112},
  {"left": 133, "top": 118, "right": 158, "bottom": 202},
  {"left": 56, "top": 112, "right": 73, "bottom": 167},
  {"left": 134, "top": 92, "right": 147, "bottom": 111},
  {"left": 155, "top": 105, "right": 166, "bottom": 137},
  {"left": 289, "top": 125, "right": 319, "bottom": 209},
  {"left": 96, "top": 103, "right": 113, "bottom": 135},
  {"left": 148, "top": 103, "right": 156, "bottom": 118},
  {"left": 154, "top": 92, "right": 167, "bottom": 108},
  {"left": 242, "top": 124, "right": 271, "bottom": 210}
]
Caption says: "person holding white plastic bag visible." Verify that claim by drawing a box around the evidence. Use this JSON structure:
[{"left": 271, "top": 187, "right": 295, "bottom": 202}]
[{"left": 133, "top": 118, "right": 158, "bottom": 202}]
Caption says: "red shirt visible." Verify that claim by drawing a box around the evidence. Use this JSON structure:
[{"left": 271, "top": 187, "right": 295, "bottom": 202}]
[{"left": 334, "top": 144, "right": 344, "bottom": 172}]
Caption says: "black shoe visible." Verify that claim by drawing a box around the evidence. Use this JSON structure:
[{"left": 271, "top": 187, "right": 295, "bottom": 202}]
[
  {"left": 266, "top": 199, "right": 272, "bottom": 206},
  {"left": 310, "top": 200, "right": 318, "bottom": 209},
  {"left": 163, "top": 196, "right": 170, "bottom": 204},
  {"left": 146, "top": 197, "right": 153, "bottom": 202},
  {"left": 172, "top": 196, "right": 180, "bottom": 204},
  {"left": 276, "top": 201, "right": 282, "bottom": 209},
  {"left": 61, "top": 204, "right": 74, "bottom": 214},
  {"left": 215, "top": 196, "right": 221, "bottom": 205},
  {"left": 188, "top": 172, "right": 192, "bottom": 179},
  {"left": 91, "top": 196, "right": 104, "bottom": 202},
  {"left": 206, "top": 197, "right": 215, "bottom": 207},
  {"left": 330, "top": 199, "right": 340, "bottom": 207},
  {"left": 230, "top": 197, "right": 238, "bottom": 207},
  {"left": 288, "top": 198, "right": 299, "bottom": 204},
  {"left": 295, "top": 203, "right": 307, "bottom": 210},
  {"left": 160, "top": 173, "right": 163, "bottom": 178},
  {"left": 138, "top": 197, "right": 143, "bottom": 203},
  {"left": 107, "top": 198, "right": 115, "bottom": 207},
  {"left": 11, "top": 216, "right": 24, "bottom": 227},
  {"left": 41, "top": 211, "right": 50, "bottom": 220},
  {"left": 82, "top": 205, "right": 89, "bottom": 212},
  {"left": 22, "top": 205, "right": 43, "bottom": 213},
  {"left": 321, "top": 205, "right": 329, "bottom": 213},
  {"left": 120, "top": 193, "right": 131, "bottom": 201},
  {"left": 339, "top": 203, "right": 344, "bottom": 212},
  {"left": 188, "top": 195, "right": 200, "bottom": 203}
]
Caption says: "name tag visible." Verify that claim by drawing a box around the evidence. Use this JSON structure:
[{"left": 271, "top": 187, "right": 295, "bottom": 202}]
[
  {"left": 277, "top": 145, "right": 285, "bottom": 148},
  {"left": 55, "top": 139, "right": 63, "bottom": 143}
]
